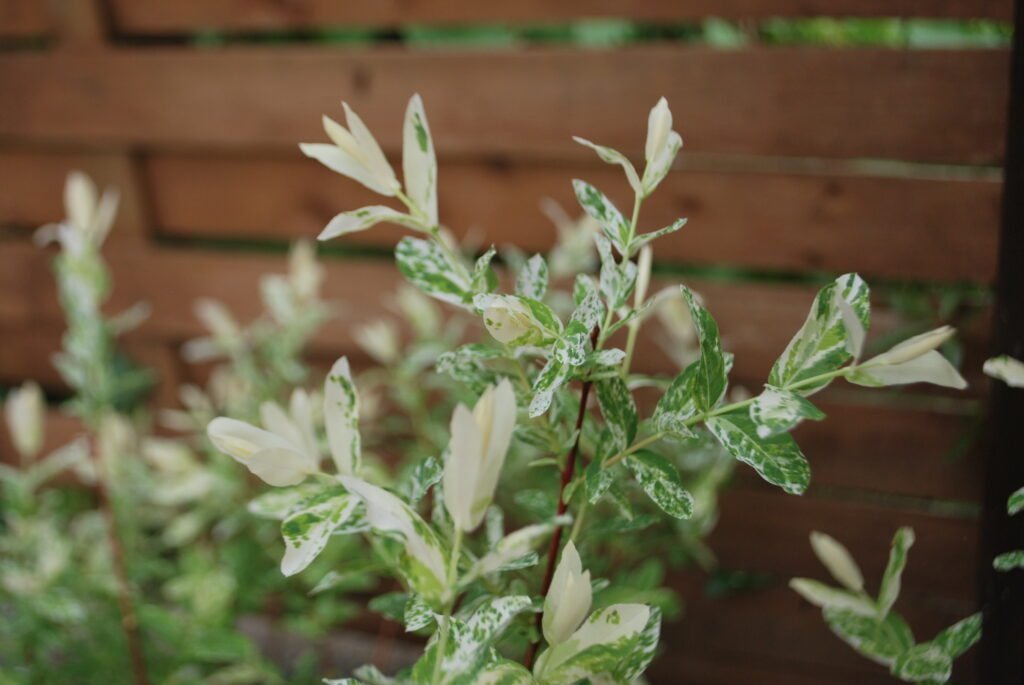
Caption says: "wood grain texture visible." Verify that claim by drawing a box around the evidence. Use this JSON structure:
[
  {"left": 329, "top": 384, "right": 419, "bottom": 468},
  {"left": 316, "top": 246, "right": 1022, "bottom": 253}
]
[
  {"left": 0, "top": 46, "right": 1008, "bottom": 163},
  {"left": 106, "top": 0, "right": 1013, "bottom": 34},
  {"left": 143, "top": 152, "right": 1002, "bottom": 282}
]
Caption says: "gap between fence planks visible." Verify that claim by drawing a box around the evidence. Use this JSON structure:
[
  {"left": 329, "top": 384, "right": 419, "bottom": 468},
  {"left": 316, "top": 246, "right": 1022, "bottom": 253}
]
[
  {"left": 0, "top": 46, "right": 1008, "bottom": 164},
  {"left": 104, "top": 0, "right": 1013, "bottom": 34}
]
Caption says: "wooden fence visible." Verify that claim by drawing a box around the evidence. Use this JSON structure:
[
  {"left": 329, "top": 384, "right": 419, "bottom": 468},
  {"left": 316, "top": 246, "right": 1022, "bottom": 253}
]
[{"left": 0, "top": 1, "right": 1012, "bottom": 683}]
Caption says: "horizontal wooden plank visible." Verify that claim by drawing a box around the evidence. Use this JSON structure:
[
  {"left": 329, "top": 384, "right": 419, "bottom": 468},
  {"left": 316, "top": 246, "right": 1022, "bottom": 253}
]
[
  {"left": 142, "top": 152, "right": 1001, "bottom": 283},
  {"left": 107, "top": 0, "right": 1012, "bottom": 34},
  {"left": 0, "top": 47, "right": 1007, "bottom": 163},
  {"left": 0, "top": 0, "right": 49, "bottom": 38},
  {"left": 0, "top": 149, "right": 150, "bottom": 240}
]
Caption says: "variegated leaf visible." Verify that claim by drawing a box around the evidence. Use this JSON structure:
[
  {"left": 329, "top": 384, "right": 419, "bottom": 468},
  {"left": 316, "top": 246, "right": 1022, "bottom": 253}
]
[
  {"left": 1009, "top": 486, "right": 1024, "bottom": 515},
  {"left": 406, "top": 456, "right": 443, "bottom": 503},
  {"left": 573, "top": 137, "right": 641, "bottom": 195},
  {"left": 878, "top": 527, "right": 915, "bottom": 619},
  {"left": 596, "top": 377, "right": 638, "bottom": 453},
  {"left": 436, "top": 344, "right": 502, "bottom": 393},
  {"left": 516, "top": 254, "right": 549, "bottom": 301},
  {"left": 749, "top": 387, "right": 826, "bottom": 438},
  {"left": 572, "top": 180, "right": 630, "bottom": 255},
  {"left": 789, "top": 579, "right": 876, "bottom": 616},
  {"left": 706, "top": 410, "right": 810, "bottom": 495},
  {"left": 319, "top": 206, "right": 421, "bottom": 241},
  {"left": 891, "top": 644, "right": 952, "bottom": 683},
  {"left": 404, "top": 594, "right": 435, "bottom": 632},
  {"left": 679, "top": 286, "right": 727, "bottom": 411},
  {"left": 768, "top": 273, "right": 870, "bottom": 396},
  {"left": 932, "top": 612, "right": 981, "bottom": 659},
  {"left": 994, "top": 550, "right": 1024, "bottom": 571},
  {"left": 403, "top": 93, "right": 438, "bottom": 227},
  {"left": 652, "top": 364, "right": 700, "bottom": 438},
  {"left": 396, "top": 236, "right": 472, "bottom": 307},
  {"left": 634, "top": 218, "right": 687, "bottom": 251},
  {"left": 529, "top": 357, "right": 570, "bottom": 418},
  {"left": 325, "top": 356, "right": 361, "bottom": 476},
  {"left": 823, "top": 607, "right": 914, "bottom": 668},
  {"left": 280, "top": 490, "right": 362, "bottom": 576},
  {"left": 626, "top": 450, "right": 694, "bottom": 519}
]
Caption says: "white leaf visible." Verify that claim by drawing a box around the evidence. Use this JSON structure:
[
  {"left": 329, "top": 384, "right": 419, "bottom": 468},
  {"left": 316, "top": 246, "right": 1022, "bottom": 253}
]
[
  {"left": 810, "top": 531, "right": 864, "bottom": 592},
  {"left": 318, "top": 206, "right": 420, "bottom": 241},
  {"left": 299, "top": 142, "right": 395, "bottom": 196},
  {"left": 984, "top": 355, "right": 1024, "bottom": 388},
  {"left": 207, "top": 417, "right": 315, "bottom": 486},
  {"left": 853, "top": 350, "right": 967, "bottom": 390},
  {"left": 403, "top": 93, "right": 438, "bottom": 227},
  {"left": 789, "top": 579, "right": 876, "bottom": 616}
]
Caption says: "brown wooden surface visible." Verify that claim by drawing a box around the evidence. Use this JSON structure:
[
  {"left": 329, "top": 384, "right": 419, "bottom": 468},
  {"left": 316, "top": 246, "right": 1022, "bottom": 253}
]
[
  {"left": 0, "top": 0, "right": 49, "bottom": 37},
  {"left": 0, "top": 3, "right": 1003, "bottom": 681},
  {"left": 106, "top": 0, "right": 1013, "bottom": 33},
  {"left": 0, "top": 47, "right": 1009, "bottom": 164}
]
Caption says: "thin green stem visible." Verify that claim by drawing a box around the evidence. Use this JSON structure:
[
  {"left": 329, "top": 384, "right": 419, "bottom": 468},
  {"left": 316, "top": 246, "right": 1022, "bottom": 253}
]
[{"left": 432, "top": 525, "right": 464, "bottom": 685}]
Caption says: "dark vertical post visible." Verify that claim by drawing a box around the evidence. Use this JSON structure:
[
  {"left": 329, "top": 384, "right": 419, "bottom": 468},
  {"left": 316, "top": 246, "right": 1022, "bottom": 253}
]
[{"left": 978, "top": 0, "right": 1024, "bottom": 681}]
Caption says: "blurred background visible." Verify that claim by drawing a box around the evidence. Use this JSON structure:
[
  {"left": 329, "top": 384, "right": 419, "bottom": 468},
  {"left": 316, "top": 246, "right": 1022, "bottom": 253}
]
[{"left": 0, "top": 1, "right": 1013, "bottom": 683}]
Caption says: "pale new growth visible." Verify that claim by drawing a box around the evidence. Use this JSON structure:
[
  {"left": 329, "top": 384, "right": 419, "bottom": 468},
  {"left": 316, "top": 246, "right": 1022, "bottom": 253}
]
[
  {"left": 5, "top": 381, "right": 45, "bottom": 459},
  {"left": 542, "top": 540, "right": 592, "bottom": 646},
  {"left": 810, "top": 531, "right": 864, "bottom": 592}
]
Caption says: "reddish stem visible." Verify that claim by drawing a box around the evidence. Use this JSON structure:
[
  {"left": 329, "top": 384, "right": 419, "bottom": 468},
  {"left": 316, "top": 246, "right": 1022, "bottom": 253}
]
[
  {"left": 93, "top": 439, "right": 150, "bottom": 685},
  {"left": 524, "top": 328, "right": 599, "bottom": 668}
]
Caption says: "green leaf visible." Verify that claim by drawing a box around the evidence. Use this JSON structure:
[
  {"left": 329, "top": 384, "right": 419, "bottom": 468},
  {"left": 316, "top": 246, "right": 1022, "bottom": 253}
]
[
  {"left": 932, "top": 612, "right": 981, "bottom": 659},
  {"left": 878, "top": 527, "right": 915, "bottom": 619},
  {"left": 516, "top": 254, "right": 549, "bottom": 301},
  {"left": 891, "top": 643, "right": 952, "bottom": 683},
  {"left": 679, "top": 286, "right": 727, "bottom": 411},
  {"left": 627, "top": 450, "right": 694, "bottom": 519},
  {"left": 823, "top": 608, "right": 915, "bottom": 668},
  {"left": 1008, "top": 486, "right": 1024, "bottom": 515},
  {"left": 368, "top": 591, "right": 408, "bottom": 623},
  {"left": 768, "top": 273, "right": 870, "bottom": 395},
  {"left": 280, "top": 491, "right": 362, "bottom": 576},
  {"left": 396, "top": 236, "right": 472, "bottom": 307},
  {"left": 572, "top": 179, "right": 630, "bottom": 254},
  {"left": 706, "top": 410, "right": 810, "bottom": 495},
  {"left": 994, "top": 550, "right": 1024, "bottom": 571},
  {"left": 596, "top": 376, "right": 638, "bottom": 452},
  {"left": 749, "top": 386, "right": 826, "bottom": 438}
]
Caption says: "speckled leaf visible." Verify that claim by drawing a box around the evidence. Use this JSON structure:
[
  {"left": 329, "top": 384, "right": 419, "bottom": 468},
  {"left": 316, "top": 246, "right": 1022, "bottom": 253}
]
[
  {"left": 768, "top": 273, "right": 870, "bottom": 396},
  {"left": 596, "top": 377, "right": 638, "bottom": 452},
  {"left": 403, "top": 93, "right": 438, "bottom": 226},
  {"left": 570, "top": 289, "right": 604, "bottom": 332},
  {"left": 517, "top": 254, "right": 549, "bottom": 301},
  {"left": 679, "top": 286, "right": 727, "bottom": 411},
  {"left": 878, "top": 527, "right": 915, "bottom": 619},
  {"left": 573, "top": 180, "right": 630, "bottom": 254},
  {"left": 472, "top": 246, "right": 498, "bottom": 294},
  {"left": 436, "top": 344, "right": 502, "bottom": 393},
  {"left": 994, "top": 550, "right": 1024, "bottom": 571},
  {"left": 892, "top": 643, "right": 952, "bottom": 683},
  {"left": 627, "top": 450, "right": 694, "bottom": 519},
  {"left": 823, "top": 608, "right": 915, "bottom": 668},
  {"left": 325, "top": 356, "right": 360, "bottom": 476},
  {"left": 280, "top": 491, "right": 362, "bottom": 576},
  {"left": 472, "top": 522, "right": 560, "bottom": 577},
  {"left": 706, "top": 410, "right": 810, "bottom": 495},
  {"left": 653, "top": 363, "right": 700, "bottom": 438},
  {"left": 406, "top": 456, "right": 443, "bottom": 503},
  {"left": 634, "top": 218, "right": 687, "bottom": 251},
  {"left": 530, "top": 357, "right": 570, "bottom": 418},
  {"left": 404, "top": 594, "right": 435, "bottom": 632},
  {"left": 396, "top": 236, "right": 472, "bottom": 307},
  {"left": 749, "top": 387, "right": 826, "bottom": 438},
  {"left": 932, "top": 612, "right": 981, "bottom": 659},
  {"left": 247, "top": 484, "right": 319, "bottom": 520},
  {"left": 1008, "top": 486, "right": 1024, "bottom": 515},
  {"left": 319, "top": 205, "right": 421, "bottom": 241},
  {"left": 533, "top": 603, "right": 654, "bottom": 685}
]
